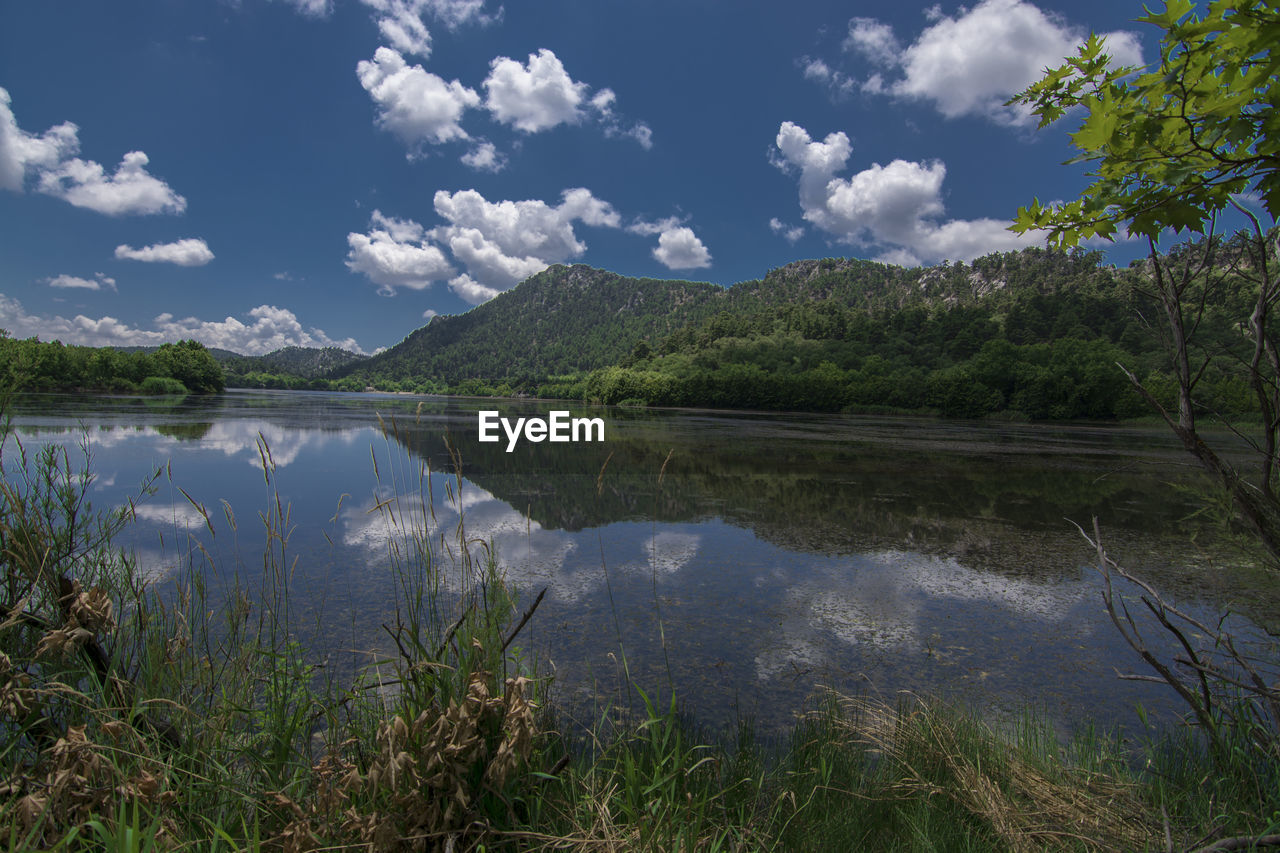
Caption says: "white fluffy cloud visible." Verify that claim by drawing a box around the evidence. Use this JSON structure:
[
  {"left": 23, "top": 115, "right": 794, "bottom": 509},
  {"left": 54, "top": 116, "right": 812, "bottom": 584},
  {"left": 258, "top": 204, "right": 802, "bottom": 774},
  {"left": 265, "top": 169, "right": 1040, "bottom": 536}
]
[
  {"left": 841, "top": 0, "right": 1142, "bottom": 125},
  {"left": 446, "top": 272, "right": 502, "bottom": 305},
  {"left": 345, "top": 210, "right": 456, "bottom": 295},
  {"left": 483, "top": 49, "right": 589, "bottom": 133},
  {"left": 842, "top": 17, "right": 900, "bottom": 65},
  {"left": 360, "top": 0, "right": 498, "bottom": 30},
  {"left": 358, "top": 45, "right": 645, "bottom": 160},
  {"left": 0, "top": 88, "right": 78, "bottom": 191},
  {"left": 628, "top": 216, "right": 713, "bottom": 269},
  {"left": 370, "top": 0, "right": 434, "bottom": 57},
  {"left": 47, "top": 273, "right": 116, "bottom": 291},
  {"left": 773, "top": 120, "right": 1037, "bottom": 265},
  {"left": 429, "top": 186, "right": 620, "bottom": 291},
  {"left": 652, "top": 227, "right": 711, "bottom": 270},
  {"left": 36, "top": 151, "right": 186, "bottom": 215},
  {"left": 769, "top": 218, "right": 804, "bottom": 243},
  {"left": 353, "top": 0, "right": 502, "bottom": 59},
  {"left": 273, "top": 0, "right": 332, "bottom": 17},
  {"left": 801, "top": 57, "right": 855, "bottom": 98},
  {"left": 0, "top": 293, "right": 365, "bottom": 355},
  {"left": 346, "top": 188, "right": 706, "bottom": 304},
  {"left": 357, "top": 47, "right": 480, "bottom": 148},
  {"left": 590, "top": 87, "right": 654, "bottom": 149},
  {"left": 480, "top": 48, "right": 647, "bottom": 146},
  {"left": 1, "top": 88, "right": 185, "bottom": 215},
  {"left": 622, "top": 122, "right": 653, "bottom": 149},
  {"left": 460, "top": 140, "right": 506, "bottom": 172},
  {"left": 115, "top": 238, "right": 214, "bottom": 266},
  {"left": 421, "top": 0, "right": 498, "bottom": 28}
]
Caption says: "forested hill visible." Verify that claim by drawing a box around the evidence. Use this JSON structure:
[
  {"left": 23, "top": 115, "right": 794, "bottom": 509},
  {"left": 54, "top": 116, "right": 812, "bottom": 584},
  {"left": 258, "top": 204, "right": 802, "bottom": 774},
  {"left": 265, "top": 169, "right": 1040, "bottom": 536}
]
[
  {"left": 727, "top": 248, "right": 1124, "bottom": 313},
  {"left": 338, "top": 247, "right": 1128, "bottom": 389},
  {"left": 334, "top": 266, "right": 725, "bottom": 384},
  {"left": 218, "top": 346, "right": 368, "bottom": 381}
]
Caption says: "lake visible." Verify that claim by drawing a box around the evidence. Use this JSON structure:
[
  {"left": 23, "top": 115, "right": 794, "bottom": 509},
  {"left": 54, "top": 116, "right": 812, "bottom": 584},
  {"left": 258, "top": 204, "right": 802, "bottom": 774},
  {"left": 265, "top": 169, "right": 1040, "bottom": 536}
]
[{"left": 4, "top": 389, "right": 1274, "bottom": 738}]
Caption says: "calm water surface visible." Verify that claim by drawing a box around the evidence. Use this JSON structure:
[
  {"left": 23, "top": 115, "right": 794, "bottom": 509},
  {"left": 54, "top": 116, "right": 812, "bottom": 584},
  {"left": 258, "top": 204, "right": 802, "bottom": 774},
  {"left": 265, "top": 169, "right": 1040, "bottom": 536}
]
[{"left": 7, "top": 389, "right": 1276, "bottom": 737}]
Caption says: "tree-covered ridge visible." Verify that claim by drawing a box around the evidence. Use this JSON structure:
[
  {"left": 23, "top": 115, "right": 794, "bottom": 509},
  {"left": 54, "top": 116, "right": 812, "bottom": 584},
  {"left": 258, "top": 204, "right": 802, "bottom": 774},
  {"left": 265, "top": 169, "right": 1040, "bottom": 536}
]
[
  {"left": 333, "top": 249, "right": 1136, "bottom": 394},
  {"left": 219, "top": 345, "right": 368, "bottom": 383},
  {"left": 580, "top": 243, "right": 1263, "bottom": 420},
  {"left": 1, "top": 241, "right": 1264, "bottom": 421},
  {"left": 0, "top": 334, "right": 224, "bottom": 395},
  {"left": 333, "top": 265, "right": 726, "bottom": 387}
]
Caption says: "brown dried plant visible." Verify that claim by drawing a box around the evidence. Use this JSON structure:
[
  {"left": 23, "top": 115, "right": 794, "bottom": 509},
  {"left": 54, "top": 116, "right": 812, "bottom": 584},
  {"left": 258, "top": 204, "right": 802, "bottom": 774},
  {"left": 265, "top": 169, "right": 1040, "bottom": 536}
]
[{"left": 269, "top": 662, "right": 538, "bottom": 852}]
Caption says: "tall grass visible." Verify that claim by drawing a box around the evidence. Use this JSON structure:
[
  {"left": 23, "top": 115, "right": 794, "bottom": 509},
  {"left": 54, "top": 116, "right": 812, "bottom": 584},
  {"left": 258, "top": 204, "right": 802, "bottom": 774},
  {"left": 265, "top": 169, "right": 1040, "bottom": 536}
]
[{"left": 3, "top": 403, "right": 1280, "bottom": 850}]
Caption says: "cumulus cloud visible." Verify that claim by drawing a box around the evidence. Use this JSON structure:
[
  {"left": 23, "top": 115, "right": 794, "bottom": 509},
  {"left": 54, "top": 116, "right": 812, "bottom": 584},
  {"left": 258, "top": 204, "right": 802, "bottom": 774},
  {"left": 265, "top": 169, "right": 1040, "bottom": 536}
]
[
  {"left": 359, "top": 0, "right": 501, "bottom": 57},
  {"left": 460, "top": 140, "right": 506, "bottom": 172},
  {"left": 368, "top": 0, "right": 434, "bottom": 57},
  {"left": 842, "top": 17, "right": 901, "bottom": 65},
  {"left": 47, "top": 273, "right": 116, "bottom": 292},
  {"left": 294, "top": 0, "right": 499, "bottom": 32},
  {"left": 421, "top": 0, "right": 500, "bottom": 28},
  {"left": 801, "top": 57, "right": 855, "bottom": 98},
  {"left": 652, "top": 226, "right": 711, "bottom": 270},
  {"left": 482, "top": 49, "right": 649, "bottom": 145},
  {"left": 0, "top": 88, "right": 78, "bottom": 191},
  {"left": 429, "top": 186, "right": 620, "bottom": 292},
  {"left": 360, "top": 0, "right": 499, "bottom": 31},
  {"left": 37, "top": 151, "right": 186, "bottom": 216},
  {"left": 357, "top": 47, "right": 480, "bottom": 149},
  {"left": 769, "top": 218, "right": 804, "bottom": 243},
  {"left": 483, "top": 49, "right": 589, "bottom": 133},
  {"left": 590, "top": 87, "right": 654, "bottom": 149},
  {"left": 0, "top": 293, "right": 366, "bottom": 355},
  {"left": 447, "top": 273, "right": 502, "bottom": 305},
  {"left": 622, "top": 122, "right": 653, "bottom": 149},
  {"left": 629, "top": 216, "right": 712, "bottom": 269},
  {"left": 773, "top": 120, "right": 1038, "bottom": 265},
  {"left": 346, "top": 210, "right": 456, "bottom": 295},
  {"left": 1, "top": 88, "right": 185, "bottom": 215},
  {"left": 348, "top": 187, "right": 704, "bottom": 303},
  {"left": 115, "top": 238, "right": 214, "bottom": 266},
  {"left": 273, "top": 0, "right": 332, "bottom": 16},
  {"left": 840, "top": 0, "right": 1143, "bottom": 125}
]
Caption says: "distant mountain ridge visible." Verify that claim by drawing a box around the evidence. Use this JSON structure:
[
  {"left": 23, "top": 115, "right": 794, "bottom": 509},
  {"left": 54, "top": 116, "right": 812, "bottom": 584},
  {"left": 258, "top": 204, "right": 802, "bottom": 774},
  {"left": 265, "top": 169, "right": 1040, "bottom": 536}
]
[
  {"left": 113, "top": 343, "right": 367, "bottom": 376},
  {"left": 218, "top": 345, "right": 368, "bottom": 380},
  {"left": 335, "top": 248, "right": 1120, "bottom": 385},
  {"left": 334, "top": 265, "right": 726, "bottom": 383}
]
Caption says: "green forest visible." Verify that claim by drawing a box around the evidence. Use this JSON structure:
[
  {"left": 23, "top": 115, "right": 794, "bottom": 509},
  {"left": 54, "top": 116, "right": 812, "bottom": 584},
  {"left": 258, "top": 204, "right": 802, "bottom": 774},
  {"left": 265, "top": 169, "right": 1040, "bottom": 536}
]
[
  {"left": 1, "top": 234, "right": 1271, "bottom": 422},
  {"left": 336, "top": 238, "right": 1267, "bottom": 422},
  {"left": 0, "top": 335, "right": 224, "bottom": 395}
]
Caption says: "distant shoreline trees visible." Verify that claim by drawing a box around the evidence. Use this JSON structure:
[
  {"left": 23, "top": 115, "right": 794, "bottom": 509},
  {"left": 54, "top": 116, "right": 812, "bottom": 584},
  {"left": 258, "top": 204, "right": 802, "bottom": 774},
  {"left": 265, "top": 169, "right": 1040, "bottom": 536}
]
[{"left": 0, "top": 333, "right": 224, "bottom": 395}]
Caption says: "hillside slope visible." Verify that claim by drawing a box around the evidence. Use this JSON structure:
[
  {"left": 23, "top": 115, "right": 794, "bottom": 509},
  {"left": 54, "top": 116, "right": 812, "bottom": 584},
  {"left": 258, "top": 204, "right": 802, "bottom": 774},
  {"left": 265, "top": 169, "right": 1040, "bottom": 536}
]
[
  {"left": 336, "top": 266, "right": 726, "bottom": 383},
  {"left": 340, "top": 248, "right": 1124, "bottom": 386}
]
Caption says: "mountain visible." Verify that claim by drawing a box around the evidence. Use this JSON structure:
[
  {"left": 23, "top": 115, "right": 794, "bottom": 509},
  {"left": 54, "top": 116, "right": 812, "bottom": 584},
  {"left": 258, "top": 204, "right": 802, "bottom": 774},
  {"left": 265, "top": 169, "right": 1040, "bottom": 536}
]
[
  {"left": 338, "top": 248, "right": 1125, "bottom": 387},
  {"left": 334, "top": 265, "right": 725, "bottom": 384},
  {"left": 220, "top": 346, "right": 368, "bottom": 380}
]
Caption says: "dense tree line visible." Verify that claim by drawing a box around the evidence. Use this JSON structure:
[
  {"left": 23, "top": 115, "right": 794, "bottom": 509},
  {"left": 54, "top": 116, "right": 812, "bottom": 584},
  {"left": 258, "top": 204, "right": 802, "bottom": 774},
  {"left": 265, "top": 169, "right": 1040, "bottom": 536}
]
[
  {"left": 0, "top": 333, "right": 224, "bottom": 394},
  {"left": 579, "top": 245, "right": 1259, "bottom": 420},
  {"left": 7, "top": 239, "right": 1259, "bottom": 423},
  {"left": 304, "top": 242, "right": 1267, "bottom": 420}
]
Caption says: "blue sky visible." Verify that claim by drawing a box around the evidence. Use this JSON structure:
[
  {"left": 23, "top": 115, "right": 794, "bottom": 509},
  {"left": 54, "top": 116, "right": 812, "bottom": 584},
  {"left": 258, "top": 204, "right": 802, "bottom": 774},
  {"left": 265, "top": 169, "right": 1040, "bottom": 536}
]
[{"left": 2, "top": 0, "right": 1157, "bottom": 355}]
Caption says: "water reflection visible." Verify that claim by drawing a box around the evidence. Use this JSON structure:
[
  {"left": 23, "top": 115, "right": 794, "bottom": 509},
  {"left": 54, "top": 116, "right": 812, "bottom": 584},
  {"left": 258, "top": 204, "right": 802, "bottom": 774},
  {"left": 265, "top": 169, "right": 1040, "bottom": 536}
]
[{"left": 4, "top": 390, "right": 1272, "bottom": 738}]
